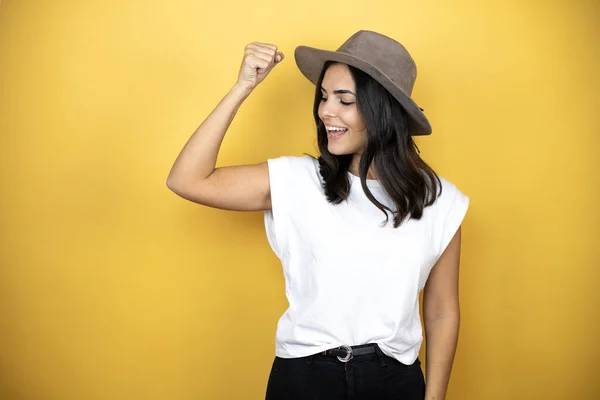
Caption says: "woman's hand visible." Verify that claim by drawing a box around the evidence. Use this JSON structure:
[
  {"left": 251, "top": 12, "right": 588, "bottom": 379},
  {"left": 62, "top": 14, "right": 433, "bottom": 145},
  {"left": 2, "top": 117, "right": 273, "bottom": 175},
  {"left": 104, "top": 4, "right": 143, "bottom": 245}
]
[{"left": 236, "top": 42, "right": 284, "bottom": 92}]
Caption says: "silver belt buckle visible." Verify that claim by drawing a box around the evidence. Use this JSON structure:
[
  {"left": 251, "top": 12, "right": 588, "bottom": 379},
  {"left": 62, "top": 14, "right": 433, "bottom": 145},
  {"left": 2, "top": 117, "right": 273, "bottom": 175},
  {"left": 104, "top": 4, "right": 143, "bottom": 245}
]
[{"left": 337, "top": 344, "right": 353, "bottom": 363}]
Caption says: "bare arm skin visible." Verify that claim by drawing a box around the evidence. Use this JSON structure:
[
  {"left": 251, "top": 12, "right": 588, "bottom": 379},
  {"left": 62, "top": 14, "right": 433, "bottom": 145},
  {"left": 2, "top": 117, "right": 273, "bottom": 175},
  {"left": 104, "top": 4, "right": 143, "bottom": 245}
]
[
  {"left": 423, "top": 226, "right": 462, "bottom": 400},
  {"left": 166, "top": 43, "right": 284, "bottom": 211}
]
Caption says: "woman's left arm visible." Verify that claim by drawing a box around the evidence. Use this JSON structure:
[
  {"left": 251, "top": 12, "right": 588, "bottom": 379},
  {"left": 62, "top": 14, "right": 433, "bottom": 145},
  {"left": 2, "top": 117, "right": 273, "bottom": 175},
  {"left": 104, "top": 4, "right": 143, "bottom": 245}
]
[{"left": 422, "top": 226, "right": 463, "bottom": 400}]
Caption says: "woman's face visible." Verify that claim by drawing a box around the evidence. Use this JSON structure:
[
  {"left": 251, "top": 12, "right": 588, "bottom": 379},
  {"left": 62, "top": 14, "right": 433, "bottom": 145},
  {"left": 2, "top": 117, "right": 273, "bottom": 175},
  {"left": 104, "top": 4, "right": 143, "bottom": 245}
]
[{"left": 318, "top": 63, "right": 368, "bottom": 157}]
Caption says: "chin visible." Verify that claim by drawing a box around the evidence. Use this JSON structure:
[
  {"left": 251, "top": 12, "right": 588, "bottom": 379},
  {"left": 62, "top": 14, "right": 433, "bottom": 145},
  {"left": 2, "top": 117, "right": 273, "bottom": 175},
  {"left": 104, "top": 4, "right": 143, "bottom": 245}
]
[
  {"left": 327, "top": 138, "right": 359, "bottom": 154},
  {"left": 327, "top": 144, "right": 346, "bottom": 155}
]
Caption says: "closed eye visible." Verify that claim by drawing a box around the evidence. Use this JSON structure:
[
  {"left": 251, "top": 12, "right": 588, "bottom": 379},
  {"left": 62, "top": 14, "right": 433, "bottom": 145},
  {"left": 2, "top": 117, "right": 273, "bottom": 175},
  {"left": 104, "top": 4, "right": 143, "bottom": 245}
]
[{"left": 320, "top": 97, "right": 354, "bottom": 106}]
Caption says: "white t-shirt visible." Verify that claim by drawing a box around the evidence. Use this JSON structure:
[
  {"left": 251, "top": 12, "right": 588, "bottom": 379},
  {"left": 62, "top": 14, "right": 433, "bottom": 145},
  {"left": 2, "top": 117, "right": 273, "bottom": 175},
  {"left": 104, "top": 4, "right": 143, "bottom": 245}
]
[{"left": 264, "top": 154, "right": 469, "bottom": 364}]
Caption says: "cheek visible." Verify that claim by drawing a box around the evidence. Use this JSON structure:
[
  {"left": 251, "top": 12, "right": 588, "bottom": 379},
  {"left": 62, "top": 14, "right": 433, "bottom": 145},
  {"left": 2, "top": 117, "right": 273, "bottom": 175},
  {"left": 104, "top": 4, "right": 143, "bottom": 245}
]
[{"left": 344, "top": 109, "right": 365, "bottom": 131}]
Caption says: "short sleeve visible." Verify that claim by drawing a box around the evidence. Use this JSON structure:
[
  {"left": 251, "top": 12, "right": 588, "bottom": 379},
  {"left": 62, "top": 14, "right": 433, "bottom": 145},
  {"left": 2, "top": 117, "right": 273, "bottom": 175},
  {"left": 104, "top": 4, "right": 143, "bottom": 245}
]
[
  {"left": 264, "top": 156, "right": 291, "bottom": 259},
  {"left": 432, "top": 179, "right": 470, "bottom": 260}
]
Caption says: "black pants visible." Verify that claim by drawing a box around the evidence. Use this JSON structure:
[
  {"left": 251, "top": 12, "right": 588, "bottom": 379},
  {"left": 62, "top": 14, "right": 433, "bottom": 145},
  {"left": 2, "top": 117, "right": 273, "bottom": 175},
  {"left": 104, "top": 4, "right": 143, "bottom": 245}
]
[{"left": 265, "top": 344, "right": 425, "bottom": 400}]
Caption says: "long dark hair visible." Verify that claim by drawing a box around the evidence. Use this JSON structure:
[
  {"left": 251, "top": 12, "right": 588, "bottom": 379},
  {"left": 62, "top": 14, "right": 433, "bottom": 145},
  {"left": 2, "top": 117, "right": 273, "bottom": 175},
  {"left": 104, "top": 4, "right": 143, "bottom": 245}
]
[{"left": 309, "top": 61, "right": 441, "bottom": 228}]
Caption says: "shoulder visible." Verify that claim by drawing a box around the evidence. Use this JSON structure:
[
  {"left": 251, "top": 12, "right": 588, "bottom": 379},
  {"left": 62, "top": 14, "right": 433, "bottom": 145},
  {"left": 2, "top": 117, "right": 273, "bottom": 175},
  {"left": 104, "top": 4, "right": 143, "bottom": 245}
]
[
  {"left": 426, "top": 176, "right": 470, "bottom": 257},
  {"left": 267, "top": 154, "right": 320, "bottom": 177},
  {"left": 269, "top": 154, "right": 317, "bottom": 166},
  {"left": 436, "top": 176, "right": 469, "bottom": 205},
  {"left": 424, "top": 175, "right": 470, "bottom": 221}
]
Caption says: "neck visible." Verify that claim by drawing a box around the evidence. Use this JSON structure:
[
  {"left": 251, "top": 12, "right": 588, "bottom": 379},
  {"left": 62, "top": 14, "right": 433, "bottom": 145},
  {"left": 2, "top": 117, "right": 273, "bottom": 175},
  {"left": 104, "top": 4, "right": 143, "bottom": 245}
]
[{"left": 349, "top": 156, "right": 378, "bottom": 180}]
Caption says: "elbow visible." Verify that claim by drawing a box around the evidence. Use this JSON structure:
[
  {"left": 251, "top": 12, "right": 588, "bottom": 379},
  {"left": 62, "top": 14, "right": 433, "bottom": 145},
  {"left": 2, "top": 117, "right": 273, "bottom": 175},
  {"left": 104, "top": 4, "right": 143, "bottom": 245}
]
[
  {"left": 423, "top": 296, "right": 460, "bottom": 323},
  {"left": 166, "top": 175, "right": 176, "bottom": 191},
  {"left": 166, "top": 174, "right": 189, "bottom": 196},
  {"left": 165, "top": 174, "right": 207, "bottom": 204},
  {"left": 166, "top": 175, "right": 178, "bottom": 192},
  {"left": 424, "top": 307, "right": 460, "bottom": 324},
  {"left": 166, "top": 168, "right": 212, "bottom": 194},
  {"left": 166, "top": 178, "right": 190, "bottom": 201}
]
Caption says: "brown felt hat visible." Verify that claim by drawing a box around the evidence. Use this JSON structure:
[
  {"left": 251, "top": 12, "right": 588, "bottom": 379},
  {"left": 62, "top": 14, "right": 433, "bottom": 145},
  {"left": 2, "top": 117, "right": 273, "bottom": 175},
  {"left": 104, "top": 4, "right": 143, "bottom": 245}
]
[{"left": 295, "top": 30, "right": 431, "bottom": 136}]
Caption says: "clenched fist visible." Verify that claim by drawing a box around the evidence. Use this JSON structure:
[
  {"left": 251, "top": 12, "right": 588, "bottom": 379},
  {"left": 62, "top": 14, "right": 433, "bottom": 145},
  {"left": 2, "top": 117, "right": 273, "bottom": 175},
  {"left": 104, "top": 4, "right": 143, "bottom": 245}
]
[{"left": 236, "top": 42, "right": 284, "bottom": 91}]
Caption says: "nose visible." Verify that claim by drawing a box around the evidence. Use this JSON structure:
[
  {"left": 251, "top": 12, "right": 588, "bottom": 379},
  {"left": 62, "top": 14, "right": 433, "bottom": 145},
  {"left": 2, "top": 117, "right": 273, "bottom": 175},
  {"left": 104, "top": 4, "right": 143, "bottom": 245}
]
[{"left": 320, "top": 99, "right": 337, "bottom": 119}]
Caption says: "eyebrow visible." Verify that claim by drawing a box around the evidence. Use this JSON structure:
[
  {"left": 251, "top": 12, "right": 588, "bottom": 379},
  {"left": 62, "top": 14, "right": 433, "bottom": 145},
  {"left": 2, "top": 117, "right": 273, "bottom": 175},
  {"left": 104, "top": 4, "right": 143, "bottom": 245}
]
[{"left": 320, "top": 87, "right": 356, "bottom": 96}]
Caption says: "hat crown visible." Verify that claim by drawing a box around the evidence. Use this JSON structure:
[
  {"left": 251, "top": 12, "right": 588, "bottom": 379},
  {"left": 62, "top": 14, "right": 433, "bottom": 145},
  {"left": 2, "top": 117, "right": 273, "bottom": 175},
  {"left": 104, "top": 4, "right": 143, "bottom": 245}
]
[{"left": 337, "top": 30, "right": 417, "bottom": 95}]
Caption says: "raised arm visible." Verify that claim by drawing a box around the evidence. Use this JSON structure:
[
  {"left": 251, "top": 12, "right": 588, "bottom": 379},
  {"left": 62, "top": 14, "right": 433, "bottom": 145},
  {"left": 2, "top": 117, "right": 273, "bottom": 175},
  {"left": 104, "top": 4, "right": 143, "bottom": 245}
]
[{"left": 166, "top": 43, "right": 284, "bottom": 211}]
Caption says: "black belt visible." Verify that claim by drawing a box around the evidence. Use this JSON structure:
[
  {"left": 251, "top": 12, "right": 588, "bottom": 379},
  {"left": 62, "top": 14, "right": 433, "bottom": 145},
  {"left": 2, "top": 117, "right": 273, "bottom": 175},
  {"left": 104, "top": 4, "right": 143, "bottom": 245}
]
[{"left": 320, "top": 344, "right": 378, "bottom": 363}]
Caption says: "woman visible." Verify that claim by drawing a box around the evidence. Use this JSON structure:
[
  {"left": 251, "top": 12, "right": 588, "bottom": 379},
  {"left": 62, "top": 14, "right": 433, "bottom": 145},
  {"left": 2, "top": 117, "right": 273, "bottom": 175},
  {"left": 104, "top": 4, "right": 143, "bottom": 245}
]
[{"left": 167, "top": 30, "right": 469, "bottom": 400}]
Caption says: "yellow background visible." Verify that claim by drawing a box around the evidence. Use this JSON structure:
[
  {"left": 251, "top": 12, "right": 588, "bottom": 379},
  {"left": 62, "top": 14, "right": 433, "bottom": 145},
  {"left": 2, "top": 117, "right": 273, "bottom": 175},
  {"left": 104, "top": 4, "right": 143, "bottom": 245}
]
[{"left": 1, "top": 0, "right": 598, "bottom": 399}]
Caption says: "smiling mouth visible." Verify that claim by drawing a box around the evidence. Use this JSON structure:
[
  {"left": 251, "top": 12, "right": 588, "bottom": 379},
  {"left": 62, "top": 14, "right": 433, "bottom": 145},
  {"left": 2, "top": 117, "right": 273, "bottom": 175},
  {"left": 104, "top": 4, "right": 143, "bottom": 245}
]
[
  {"left": 327, "top": 129, "right": 347, "bottom": 139},
  {"left": 326, "top": 126, "right": 348, "bottom": 137}
]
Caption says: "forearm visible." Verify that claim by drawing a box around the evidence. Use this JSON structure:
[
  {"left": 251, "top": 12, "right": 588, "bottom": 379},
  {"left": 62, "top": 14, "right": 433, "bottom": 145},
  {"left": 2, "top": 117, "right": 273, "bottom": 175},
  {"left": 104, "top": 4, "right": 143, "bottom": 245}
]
[
  {"left": 423, "top": 314, "right": 460, "bottom": 400},
  {"left": 167, "top": 83, "right": 252, "bottom": 187}
]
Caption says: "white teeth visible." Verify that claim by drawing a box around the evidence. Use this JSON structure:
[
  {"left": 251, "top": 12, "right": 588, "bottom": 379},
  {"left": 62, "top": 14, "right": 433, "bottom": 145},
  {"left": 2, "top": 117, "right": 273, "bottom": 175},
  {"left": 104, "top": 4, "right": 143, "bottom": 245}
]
[{"left": 327, "top": 127, "right": 347, "bottom": 132}]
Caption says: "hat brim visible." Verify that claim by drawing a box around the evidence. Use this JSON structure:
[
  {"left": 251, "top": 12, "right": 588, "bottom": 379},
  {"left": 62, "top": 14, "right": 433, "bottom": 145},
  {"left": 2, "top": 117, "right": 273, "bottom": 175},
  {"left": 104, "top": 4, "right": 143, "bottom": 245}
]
[{"left": 294, "top": 45, "right": 432, "bottom": 136}]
